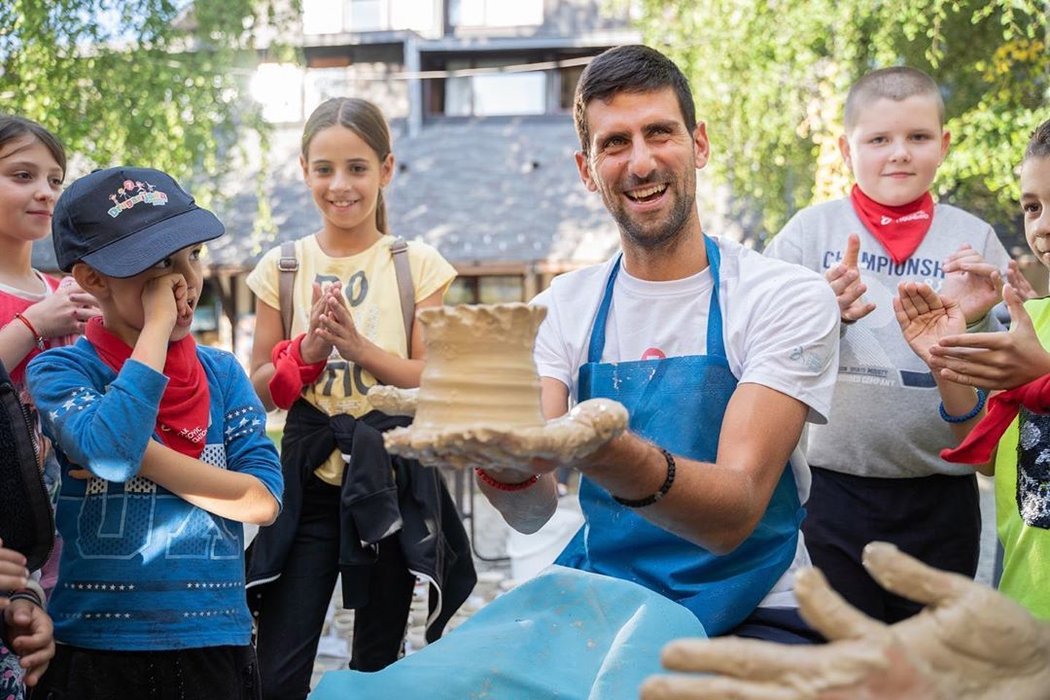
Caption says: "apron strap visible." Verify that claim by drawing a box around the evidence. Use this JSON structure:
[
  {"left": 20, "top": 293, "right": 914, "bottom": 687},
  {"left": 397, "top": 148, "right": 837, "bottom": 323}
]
[
  {"left": 587, "top": 237, "right": 727, "bottom": 363},
  {"left": 703, "top": 235, "right": 727, "bottom": 361}
]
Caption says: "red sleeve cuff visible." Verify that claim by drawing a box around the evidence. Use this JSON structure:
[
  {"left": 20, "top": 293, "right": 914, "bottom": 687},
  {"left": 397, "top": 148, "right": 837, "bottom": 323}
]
[{"left": 268, "top": 334, "right": 327, "bottom": 409}]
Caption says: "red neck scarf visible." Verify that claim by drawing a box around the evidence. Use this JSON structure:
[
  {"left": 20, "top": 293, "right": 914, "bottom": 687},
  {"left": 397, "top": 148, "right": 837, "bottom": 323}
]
[
  {"left": 849, "top": 184, "right": 935, "bottom": 265},
  {"left": 85, "top": 316, "right": 210, "bottom": 459}
]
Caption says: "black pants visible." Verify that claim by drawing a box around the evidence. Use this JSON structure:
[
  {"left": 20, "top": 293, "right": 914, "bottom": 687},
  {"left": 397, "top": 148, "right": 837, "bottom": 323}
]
[
  {"left": 31, "top": 643, "right": 259, "bottom": 700},
  {"left": 803, "top": 467, "right": 981, "bottom": 623},
  {"left": 254, "top": 475, "right": 416, "bottom": 700}
]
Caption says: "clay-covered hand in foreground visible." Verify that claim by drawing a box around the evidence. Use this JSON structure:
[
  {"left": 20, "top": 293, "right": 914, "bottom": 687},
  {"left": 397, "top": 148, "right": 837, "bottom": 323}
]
[
  {"left": 640, "top": 542, "right": 1050, "bottom": 700},
  {"left": 369, "top": 383, "right": 629, "bottom": 473}
]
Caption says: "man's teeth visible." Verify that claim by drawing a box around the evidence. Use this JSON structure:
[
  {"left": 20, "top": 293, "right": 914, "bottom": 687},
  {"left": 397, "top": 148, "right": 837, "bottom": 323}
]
[{"left": 626, "top": 185, "right": 666, "bottom": 201}]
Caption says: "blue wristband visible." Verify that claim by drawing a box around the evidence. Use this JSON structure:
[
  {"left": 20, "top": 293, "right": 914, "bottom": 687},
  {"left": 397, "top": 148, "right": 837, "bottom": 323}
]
[{"left": 939, "top": 389, "right": 987, "bottom": 424}]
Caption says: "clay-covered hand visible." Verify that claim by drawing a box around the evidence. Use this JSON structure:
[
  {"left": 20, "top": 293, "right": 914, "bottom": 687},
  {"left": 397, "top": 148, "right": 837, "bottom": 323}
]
[
  {"left": 640, "top": 542, "right": 1050, "bottom": 700},
  {"left": 824, "top": 234, "right": 875, "bottom": 323},
  {"left": 2, "top": 597, "right": 55, "bottom": 687},
  {"left": 893, "top": 281, "right": 966, "bottom": 365},
  {"left": 300, "top": 281, "right": 335, "bottom": 364},
  {"left": 929, "top": 284, "right": 1050, "bottom": 389},
  {"left": 940, "top": 244, "right": 1004, "bottom": 324},
  {"left": 380, "top": 397, "right": 629, "bottom": 473},
  {"left": 1006, "top": 260, "right": 1039, "bottom": 302},
  {"left": 21, "top": 276, "right": 101, "bottom": 338}
]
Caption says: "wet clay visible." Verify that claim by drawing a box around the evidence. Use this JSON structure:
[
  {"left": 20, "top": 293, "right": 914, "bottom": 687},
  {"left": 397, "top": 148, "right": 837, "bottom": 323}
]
[{"left": 368, "top": 303, "right": 628, "bottom": 472}]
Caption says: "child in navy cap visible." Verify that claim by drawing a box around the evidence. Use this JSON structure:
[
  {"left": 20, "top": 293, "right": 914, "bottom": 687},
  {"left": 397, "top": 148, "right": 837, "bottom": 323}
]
[{"left": 26, "top": 166, "right": 283, "bottom": 700}]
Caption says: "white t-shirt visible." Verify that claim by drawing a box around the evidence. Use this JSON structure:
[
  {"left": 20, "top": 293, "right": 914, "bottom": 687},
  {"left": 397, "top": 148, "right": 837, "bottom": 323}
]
[{"left": 531, "top": 235, "right": 841, "bottom": 608}]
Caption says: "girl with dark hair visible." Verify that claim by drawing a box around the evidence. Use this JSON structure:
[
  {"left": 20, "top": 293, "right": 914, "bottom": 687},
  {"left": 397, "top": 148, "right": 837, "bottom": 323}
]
[
  {"left": 0, "top": 115, "right": 98, "bottom": 699},
  {"left": 245, "top": 98, "right": 474, "bottom": 700}
]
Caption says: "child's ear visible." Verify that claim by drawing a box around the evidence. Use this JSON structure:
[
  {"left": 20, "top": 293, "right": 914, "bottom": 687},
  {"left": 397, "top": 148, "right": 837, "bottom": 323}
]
[
  {"left": 939, "top": 129, "right": 951, "bottom": 164},
  {"left": 300, "top": 153, "right": 309, "bottom": 183},
  {"left": 380, "top": 153, "right": 395, "bottom": 187},
  {"left": 838, "top": 134, "right": 853, "bottom": 172},
  {"left": 71, "top": 263, "right": 109, "bottom": 299}
]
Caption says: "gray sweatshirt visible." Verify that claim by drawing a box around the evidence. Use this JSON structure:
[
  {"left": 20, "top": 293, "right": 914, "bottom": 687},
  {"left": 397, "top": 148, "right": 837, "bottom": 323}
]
[{"left": 765, "top": 197, "right": 1010, "bottom": 478}]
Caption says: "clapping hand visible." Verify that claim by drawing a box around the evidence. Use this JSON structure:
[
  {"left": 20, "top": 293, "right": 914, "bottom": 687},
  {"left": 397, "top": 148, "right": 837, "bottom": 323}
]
[
  {"left": 893, "top": 281, "right": 966, "bottom": 365},
  {"left": 824, "top": 234, "right": 875, "bottom": 323},
  {"left": 939, "top": 244, "right": 1004, "bottom": 325},
  {"left": 928, "top": 284, "right": 1050, "bottom": 390}
]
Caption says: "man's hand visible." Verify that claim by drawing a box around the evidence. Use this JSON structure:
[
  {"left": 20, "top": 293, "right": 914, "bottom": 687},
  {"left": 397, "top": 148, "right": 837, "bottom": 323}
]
[
  {"left": 893, "top": 281, "right": 966, "bottom": 365},
  {"left": 640, "top": 543, "right": 1050, "bottom": 700},
  {"left": 824, "top": 234, "right": 875, "bottom": 323},
  {"left": 2, "top": 598, "right": 55, "bottom": 687},
  {"left": 940, "top": 244, "right": 1004, "bottom": 325},
  {"left": 929, "top": 284, "right": 1050, "bottom": 390}
]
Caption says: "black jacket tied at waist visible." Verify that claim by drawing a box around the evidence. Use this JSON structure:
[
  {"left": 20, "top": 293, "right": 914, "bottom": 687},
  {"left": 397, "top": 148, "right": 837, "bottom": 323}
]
[{"left": 247, "top": 398, "right": 476, "bottom": 642}]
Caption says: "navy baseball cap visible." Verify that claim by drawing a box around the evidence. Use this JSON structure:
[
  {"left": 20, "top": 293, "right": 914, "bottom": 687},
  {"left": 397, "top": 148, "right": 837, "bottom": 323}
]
[{"left": 52, "top": 166, "right": 225, "bottom": 277}]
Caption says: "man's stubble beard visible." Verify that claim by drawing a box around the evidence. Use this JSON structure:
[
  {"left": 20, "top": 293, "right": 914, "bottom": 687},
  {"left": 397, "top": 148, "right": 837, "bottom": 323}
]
[{"left": 607, "top": 173, "right": 697, "bottom": 253}]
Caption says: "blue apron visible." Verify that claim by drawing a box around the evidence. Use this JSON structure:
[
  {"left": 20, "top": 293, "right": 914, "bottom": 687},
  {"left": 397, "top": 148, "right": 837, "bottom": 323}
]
[{"left": 555, "top": 235, "right": 804, "bottom": 635}]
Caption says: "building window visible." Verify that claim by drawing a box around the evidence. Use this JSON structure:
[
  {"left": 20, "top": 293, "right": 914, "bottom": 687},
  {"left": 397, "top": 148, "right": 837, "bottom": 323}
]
[
  {"left": 302, "top": 0, "right": 438, "bottom": 34},
  {"left": 450, "top": 0, "right": 544, "bottom": 28},
  {"left": 446, "top": 71, "right": 547, "bottom": 117}
]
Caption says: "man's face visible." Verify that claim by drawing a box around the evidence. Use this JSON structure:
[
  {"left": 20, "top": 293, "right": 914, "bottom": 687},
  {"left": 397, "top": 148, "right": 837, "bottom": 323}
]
[{"left": 575, "top": 87, "right": 708, "bottom": 250}]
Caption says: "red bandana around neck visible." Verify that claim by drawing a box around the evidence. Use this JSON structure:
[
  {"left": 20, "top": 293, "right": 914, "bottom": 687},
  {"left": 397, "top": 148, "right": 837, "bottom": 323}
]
[
  {"left": 849, "top": 184, "right": 935, "bottom": 265},
  {"left": 85, "top": 316, "right": 210, "bottom": 459}
]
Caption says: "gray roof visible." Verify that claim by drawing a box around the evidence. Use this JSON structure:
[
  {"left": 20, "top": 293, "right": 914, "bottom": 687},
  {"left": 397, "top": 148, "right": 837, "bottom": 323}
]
[
  {"left": 34, "top": 117, "right": 620, "bottom": 273},
  {"left": 33, "top": 117, "right": 753, "bottom": 274}
]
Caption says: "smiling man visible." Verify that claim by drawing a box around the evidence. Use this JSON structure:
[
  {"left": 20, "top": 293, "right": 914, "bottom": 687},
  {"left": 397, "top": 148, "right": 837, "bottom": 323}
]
[{"left": 477, "top": 44, "right": 842, "bottom": 643}]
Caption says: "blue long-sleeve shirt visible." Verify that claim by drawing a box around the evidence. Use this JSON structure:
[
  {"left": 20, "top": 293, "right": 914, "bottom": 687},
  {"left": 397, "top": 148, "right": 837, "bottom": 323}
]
[{"left": 27, "top": 339, "right": 283, "bottom": 651}]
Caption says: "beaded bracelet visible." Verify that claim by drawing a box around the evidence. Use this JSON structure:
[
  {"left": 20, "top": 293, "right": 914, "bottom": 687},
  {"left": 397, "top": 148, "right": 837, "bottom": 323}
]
[
  {"left": 613, "top": 447, "right": 676, "bottom": 508},
  {"left": 474, "top": 468, "right": 540, "bottom": 492},
  {"left": 939, "top": 389, "right": 987, "bottom": 424}
]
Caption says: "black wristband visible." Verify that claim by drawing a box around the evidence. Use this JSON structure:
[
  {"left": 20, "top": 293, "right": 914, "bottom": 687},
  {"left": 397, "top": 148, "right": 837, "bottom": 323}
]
[
  {"left": 612, "top": 447, "right": 676, "bottom": 508},
  {"left": 6, "top": 588, "right": 43, "bottom": 608}
]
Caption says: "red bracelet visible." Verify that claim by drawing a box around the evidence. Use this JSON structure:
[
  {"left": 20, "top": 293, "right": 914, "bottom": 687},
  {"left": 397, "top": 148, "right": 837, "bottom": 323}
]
[
  {"left": 13, "top": 313, "right": 45, "bottom": 350},
  {"left": 474, "top": 467, "right": 540, "bottom": 492}
]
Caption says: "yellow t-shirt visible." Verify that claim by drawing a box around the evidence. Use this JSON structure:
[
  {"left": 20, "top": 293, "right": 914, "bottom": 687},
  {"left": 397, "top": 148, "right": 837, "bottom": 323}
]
[{"left": 247, "top": 234, "right": 456, "bottom": 483}]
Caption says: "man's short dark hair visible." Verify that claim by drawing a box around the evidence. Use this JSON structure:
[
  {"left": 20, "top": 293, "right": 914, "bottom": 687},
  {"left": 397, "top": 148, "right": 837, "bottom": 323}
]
[{"left": 573, "top": 45, "right": 697, "bottom": 154}]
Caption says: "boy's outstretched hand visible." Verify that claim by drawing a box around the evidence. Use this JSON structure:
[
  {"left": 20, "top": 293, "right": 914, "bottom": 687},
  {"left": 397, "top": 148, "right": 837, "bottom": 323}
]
[
  {"left": 640, "top": 543, "right": 1050, "bottom": 700},
  {"left": 893, "top": 281, "right": 965, "bottom": 364},
  {"left": 940, "top": 244, "right": 1004, "bottom": 325},
  {"left": 2, "top": 597, "right": 54, "bottom": 686},
  {"left": 825, "top": 234, "right": 875, "bottom": 323},
  {"left": 929, "top": 284, "right": 1050, "bottom": 390}
]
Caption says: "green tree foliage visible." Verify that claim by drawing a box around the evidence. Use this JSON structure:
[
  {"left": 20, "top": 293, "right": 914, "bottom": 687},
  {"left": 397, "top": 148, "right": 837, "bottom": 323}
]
[
  {"left": 0, "top": 0, "right": 296, "bottom": 191},
  {"left": 634, "top": 0, "right": 1048, "bottom": 247}
]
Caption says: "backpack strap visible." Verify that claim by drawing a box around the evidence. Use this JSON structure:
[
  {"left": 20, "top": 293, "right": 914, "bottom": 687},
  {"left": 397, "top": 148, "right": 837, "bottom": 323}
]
[
  {"left": 277, "top": 241, "right": 299, "bottom": 340},
  {"left": 390, "top": 237, "right": 415, "bottom": 348}
]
